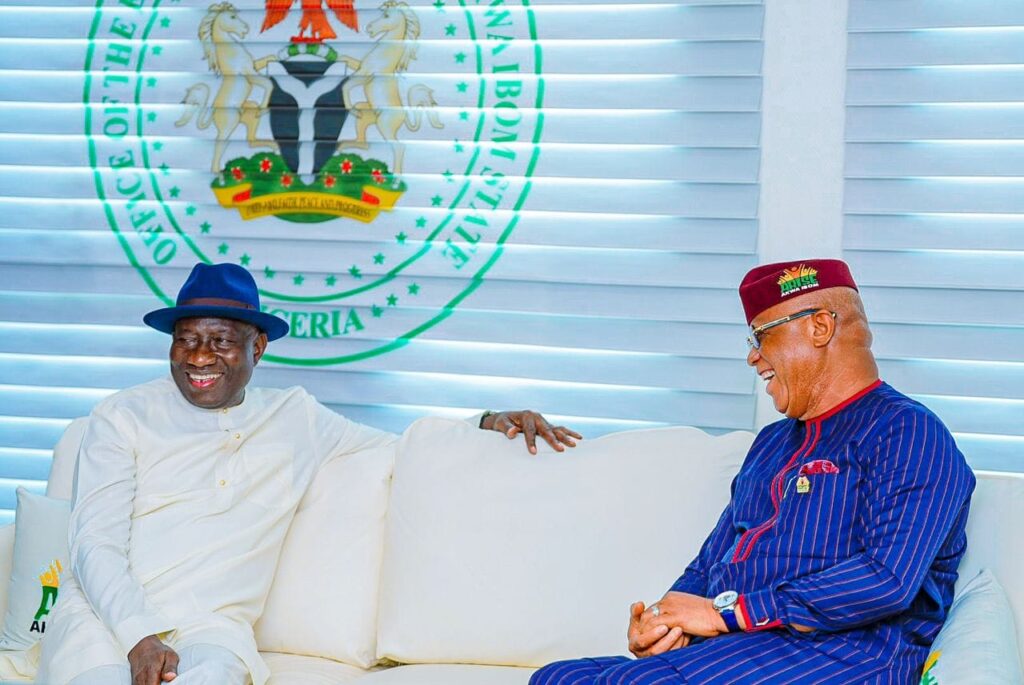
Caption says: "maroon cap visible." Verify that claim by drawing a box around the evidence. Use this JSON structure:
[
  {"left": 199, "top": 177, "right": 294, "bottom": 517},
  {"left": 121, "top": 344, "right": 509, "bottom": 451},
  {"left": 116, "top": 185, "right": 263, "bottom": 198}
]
[{"left": 739, "top": 259, "right": 858, "bottom": 325}]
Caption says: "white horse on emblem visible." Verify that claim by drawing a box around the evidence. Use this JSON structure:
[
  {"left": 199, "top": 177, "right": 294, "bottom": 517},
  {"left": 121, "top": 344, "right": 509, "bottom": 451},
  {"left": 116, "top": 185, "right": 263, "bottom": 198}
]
[
  {"left": 337, "top": 1, "right": 443, "bottom": 178},
  {"left": 176, "top": 2, "right": 279, "bottom": 173}
]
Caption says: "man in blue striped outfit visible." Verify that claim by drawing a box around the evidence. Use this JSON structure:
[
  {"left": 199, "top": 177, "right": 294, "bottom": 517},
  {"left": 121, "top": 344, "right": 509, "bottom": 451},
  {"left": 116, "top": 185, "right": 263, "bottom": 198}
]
[{"left": 530, "top": 259, "right": 975, "bottom": 684}]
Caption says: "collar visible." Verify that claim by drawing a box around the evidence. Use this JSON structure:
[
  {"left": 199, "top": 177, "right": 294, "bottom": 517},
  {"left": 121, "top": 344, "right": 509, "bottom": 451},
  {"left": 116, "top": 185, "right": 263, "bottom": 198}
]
[{"left": 805, "top": 379, "right": 883, "bottom": 424}]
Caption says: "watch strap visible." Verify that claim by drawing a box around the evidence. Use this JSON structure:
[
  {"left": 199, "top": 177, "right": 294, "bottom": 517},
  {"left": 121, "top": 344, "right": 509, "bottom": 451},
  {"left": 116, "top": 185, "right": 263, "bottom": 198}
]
[{"left": 720, "top": 606, "right": 741, "bottom": 633}]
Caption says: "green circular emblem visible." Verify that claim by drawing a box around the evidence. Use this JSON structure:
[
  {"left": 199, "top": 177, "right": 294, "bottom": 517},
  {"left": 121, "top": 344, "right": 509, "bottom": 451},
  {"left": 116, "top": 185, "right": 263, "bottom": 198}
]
[{"left": 83, "top": 0, "right": 542, "bottom": 365}]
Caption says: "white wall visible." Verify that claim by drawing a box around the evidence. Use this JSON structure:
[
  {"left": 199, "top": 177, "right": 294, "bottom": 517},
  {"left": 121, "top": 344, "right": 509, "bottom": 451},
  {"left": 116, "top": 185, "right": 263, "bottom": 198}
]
[{"left": 754, "top": 0, "right": 849, "bottom": 428}]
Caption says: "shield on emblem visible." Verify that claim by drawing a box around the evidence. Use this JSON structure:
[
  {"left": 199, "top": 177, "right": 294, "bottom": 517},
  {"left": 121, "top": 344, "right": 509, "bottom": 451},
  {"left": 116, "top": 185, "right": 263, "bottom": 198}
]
[{"left": 267, "top": 53, "right": 350, "bottom": 177}]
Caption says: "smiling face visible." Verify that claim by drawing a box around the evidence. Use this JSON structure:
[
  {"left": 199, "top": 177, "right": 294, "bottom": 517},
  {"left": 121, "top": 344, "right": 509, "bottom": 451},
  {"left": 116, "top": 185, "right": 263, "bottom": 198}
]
[
  {"left": 746, "top": 301, "right": 832, "bottom": 420},
  {"left": 169, "top": 317, "right": 267, "bottom": 409}
]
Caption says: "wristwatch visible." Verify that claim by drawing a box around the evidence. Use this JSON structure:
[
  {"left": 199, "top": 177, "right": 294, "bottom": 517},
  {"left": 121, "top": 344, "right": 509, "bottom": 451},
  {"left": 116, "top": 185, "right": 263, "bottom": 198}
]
[{"left": 712, "top": 590, "right": 741, "bottom": 633}]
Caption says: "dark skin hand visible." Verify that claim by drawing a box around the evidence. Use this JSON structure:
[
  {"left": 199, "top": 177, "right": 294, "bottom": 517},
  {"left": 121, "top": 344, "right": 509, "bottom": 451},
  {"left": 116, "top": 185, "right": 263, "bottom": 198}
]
[
  {"left": 480, "top": 410, "right": 583, "bottom": 454},
  {"left": 128, "top": 635, "right": 178, "bottom": 684}
]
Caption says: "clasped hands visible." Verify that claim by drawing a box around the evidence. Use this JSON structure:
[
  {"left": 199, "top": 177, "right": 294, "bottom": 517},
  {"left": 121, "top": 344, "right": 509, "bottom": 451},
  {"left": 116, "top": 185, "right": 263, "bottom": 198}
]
[{"left": 627, "top": 592, "right": 729, "bottom": 658}]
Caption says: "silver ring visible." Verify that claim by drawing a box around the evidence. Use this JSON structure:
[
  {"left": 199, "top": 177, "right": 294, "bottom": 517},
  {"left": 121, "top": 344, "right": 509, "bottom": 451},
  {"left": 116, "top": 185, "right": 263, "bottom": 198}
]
[{"left": 650, "top": 604, "right": 661, "bottom": 617}]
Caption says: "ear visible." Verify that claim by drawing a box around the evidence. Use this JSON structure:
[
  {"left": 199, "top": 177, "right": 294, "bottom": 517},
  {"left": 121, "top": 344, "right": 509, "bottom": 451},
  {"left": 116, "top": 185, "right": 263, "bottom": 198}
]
[
  {"left": 809, "top": 310, "right": 837, "bottom": 348},
  {"left": 252, "top": 331, "right": 269, "bottom": 364}
]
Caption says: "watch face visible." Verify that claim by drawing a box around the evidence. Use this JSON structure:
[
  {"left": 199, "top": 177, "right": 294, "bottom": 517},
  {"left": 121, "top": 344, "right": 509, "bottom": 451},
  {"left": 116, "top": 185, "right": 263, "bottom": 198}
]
[{"left": 714, "top": 590, "right": 739, "bottom": 611}]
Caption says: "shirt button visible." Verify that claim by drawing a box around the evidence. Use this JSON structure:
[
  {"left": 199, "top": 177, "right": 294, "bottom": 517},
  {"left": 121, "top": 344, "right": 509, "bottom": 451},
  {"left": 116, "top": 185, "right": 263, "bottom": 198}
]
[
  {"left": 234, "top": 433, "right": 241, "bottom": 440},
  {"left": 219, "top": 479, "right": 227, "bottom": 487},
  {"left": 221, "top": 408, "right": 229, "bottom": 414}
]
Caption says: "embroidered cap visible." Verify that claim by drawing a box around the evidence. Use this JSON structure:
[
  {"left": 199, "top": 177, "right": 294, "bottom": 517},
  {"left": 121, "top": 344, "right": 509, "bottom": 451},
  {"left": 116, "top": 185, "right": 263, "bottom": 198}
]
[{"left": 739, "top": 259, "right": 858, "bottom": 325}]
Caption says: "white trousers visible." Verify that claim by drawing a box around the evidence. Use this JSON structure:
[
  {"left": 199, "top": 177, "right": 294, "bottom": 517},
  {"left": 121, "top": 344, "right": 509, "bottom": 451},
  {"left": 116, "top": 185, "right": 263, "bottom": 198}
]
[{"left": 66, "top": 643, "right": 250, "bottom": 685}]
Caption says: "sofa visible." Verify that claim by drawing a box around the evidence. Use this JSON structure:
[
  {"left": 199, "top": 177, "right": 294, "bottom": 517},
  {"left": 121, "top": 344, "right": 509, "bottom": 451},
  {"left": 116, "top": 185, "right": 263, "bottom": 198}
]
[{"left": 0, "top": 415, "right": 1022, "bottom": 683}]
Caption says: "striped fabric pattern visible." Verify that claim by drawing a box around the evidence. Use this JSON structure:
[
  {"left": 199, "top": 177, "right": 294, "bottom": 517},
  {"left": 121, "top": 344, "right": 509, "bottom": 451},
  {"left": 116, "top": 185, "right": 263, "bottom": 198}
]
[
  {"left": 531, "top": 655, "right": 679, "bottom": 685},
  {"left": 532, "top": 381, "right": 975, "bottom": 684},
  {"left": 530, "top": 631, "right": 921, "bottom": 684}
]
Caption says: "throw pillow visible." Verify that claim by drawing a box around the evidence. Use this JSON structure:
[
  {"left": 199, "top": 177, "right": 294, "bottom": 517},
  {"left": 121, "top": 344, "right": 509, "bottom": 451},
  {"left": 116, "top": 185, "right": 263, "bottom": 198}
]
[
  {"left": 920, "top": 569, "right": 1024, "bottom": 685},
  {"left": 0, "top": 488, "right": 71, "bottom": 650},
  {"left": 254, "top": 442, "right": 397, "bottom": 668}
]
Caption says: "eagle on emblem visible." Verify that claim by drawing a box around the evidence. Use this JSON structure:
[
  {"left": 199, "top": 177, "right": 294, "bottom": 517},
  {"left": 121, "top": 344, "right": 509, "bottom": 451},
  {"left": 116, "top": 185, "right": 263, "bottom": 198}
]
[{"left": 261, "top": 0, "right": 359, "bottom": 42}]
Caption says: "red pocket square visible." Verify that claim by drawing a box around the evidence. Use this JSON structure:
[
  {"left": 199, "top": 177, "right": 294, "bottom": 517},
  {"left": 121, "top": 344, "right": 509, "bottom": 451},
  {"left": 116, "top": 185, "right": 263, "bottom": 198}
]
[{"left": 800, "top": 459, "right": 840, "bottom": 475}]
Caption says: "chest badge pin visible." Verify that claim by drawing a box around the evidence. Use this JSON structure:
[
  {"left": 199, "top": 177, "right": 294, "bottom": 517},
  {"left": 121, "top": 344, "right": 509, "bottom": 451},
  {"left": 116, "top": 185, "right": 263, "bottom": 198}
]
[{"left": 796, "top": 475, "right": 811, "bottom": 494}]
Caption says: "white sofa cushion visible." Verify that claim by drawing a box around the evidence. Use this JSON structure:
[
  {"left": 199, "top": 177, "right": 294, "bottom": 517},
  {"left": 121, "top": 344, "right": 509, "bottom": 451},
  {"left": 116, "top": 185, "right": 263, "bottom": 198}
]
[
  {"left": 0, "top": 489, "right": 70, "bottom": 651},
  {"left": 358, "top": 664, "right": 536, "bottom": 684},
  {"left": 255, "top": 443, "right": 396, "bottom": 668},
  {"left": 920, "top": 569, "right": 1024, "bottom": 685},
  {"left": 957, "top": 471, "right": 1024, "bottom": 660},
  {"left": 45, "top": 418, "right": 87, "bottom": 501},
  {"left": 262, "top": 651, "right": 371, "bottom": 684},
  {"left": 377, "top": 418, "right": 751, "bottom": 666}
]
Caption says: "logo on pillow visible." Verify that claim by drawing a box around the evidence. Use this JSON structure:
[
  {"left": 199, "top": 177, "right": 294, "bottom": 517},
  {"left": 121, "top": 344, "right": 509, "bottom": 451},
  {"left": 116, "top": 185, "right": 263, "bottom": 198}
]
[
  {"left": 920, "top": 650, "right": 941, "bottom": 685},
  {"left": 30, "top": 559, "right": 63, "bottom": 634}
]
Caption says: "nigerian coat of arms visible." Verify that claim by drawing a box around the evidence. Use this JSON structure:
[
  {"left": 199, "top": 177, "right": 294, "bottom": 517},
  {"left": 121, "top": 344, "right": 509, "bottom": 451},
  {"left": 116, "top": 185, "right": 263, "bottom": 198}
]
[
  {"left": 176, "top": 0, "right": 442, "bottom": 223},
  {"left": 84, "top": 0, "right": 541, "bottom": 362}
]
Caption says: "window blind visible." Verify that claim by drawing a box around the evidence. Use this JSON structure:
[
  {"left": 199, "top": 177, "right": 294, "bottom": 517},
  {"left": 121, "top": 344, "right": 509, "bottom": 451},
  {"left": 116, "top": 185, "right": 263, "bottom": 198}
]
[
  {"left": 846, "top": 0, "right": 1024, "bottom": 472},
  {"left": 0, "top": 0, "right": 764, "bottom": 522}
]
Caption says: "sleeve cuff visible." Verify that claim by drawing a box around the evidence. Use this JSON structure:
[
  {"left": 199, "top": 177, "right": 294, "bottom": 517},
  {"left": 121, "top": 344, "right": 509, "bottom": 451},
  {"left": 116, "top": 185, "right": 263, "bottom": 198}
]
[
  {"left": 114, "top": 613, "right": 176, "bottom": 655},
  {"left": 738, "top": 589, "right": 784, "bottom": 632},
  {"left": 669, "top": 572, "right": 707, "bottom": 596}
]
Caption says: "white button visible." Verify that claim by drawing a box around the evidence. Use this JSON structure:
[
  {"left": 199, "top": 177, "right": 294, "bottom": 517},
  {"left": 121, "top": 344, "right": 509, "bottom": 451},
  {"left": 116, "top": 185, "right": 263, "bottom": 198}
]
[
  {"left": 234, "top": 433, "right": 241, "bottom": 440},
  {"left": 221, "top": 408, "right": 229, "bottom": 414},
  {"left": 218, "top": 479, "right": 227, "bottom": 487}
]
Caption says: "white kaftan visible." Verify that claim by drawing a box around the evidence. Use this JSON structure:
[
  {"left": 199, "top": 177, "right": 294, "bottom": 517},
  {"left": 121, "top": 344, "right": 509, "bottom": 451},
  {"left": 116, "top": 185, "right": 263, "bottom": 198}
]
[{"left": 37, "top": 376, "right": 397, "bottom": 685}]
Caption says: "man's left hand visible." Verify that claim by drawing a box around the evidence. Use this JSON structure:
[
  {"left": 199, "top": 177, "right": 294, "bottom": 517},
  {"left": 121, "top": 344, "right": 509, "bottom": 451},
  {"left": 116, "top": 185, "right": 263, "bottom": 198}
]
[
  {"left": 639, "top": 591, "right": 731, "bottom": 639},
  {"left": 628, "top": 601, "right": 690, "bottom": 657},
  {"left": 481, "top": 410, "right": 582, "bottom": 454}
]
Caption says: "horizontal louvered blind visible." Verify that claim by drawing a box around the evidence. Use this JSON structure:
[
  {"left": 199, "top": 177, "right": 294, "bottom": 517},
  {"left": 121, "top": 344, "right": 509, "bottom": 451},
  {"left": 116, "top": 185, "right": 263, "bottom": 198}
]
[
  {"left": 0, "top": 0, "right": 763, "bottom": 521},
  {"left": 846, "top": 0, "right": 1024, "bottom": 471}
]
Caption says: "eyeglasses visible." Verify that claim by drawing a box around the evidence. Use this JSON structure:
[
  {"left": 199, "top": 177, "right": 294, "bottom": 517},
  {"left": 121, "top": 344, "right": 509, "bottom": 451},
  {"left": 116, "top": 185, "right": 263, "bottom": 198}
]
[{"left": 746, "top": 309, "right": 836, "bottom": 351}]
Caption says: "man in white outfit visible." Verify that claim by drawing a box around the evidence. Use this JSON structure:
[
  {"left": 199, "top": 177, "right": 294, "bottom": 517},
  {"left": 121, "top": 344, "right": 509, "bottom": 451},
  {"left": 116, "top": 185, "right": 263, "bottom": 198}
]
[{"left": 37, "top": 263, "right": 580, "bottom": 685}]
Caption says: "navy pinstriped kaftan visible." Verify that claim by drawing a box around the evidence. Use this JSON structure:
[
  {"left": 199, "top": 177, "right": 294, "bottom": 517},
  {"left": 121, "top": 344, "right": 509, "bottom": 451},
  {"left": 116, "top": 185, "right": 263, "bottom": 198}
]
[{"left": 531, "top": 381, "right": 975, "bottom": 685}]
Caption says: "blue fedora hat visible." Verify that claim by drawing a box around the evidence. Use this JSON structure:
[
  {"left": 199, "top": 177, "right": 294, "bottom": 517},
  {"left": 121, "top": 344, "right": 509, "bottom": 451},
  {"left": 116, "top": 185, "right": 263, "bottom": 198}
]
[{"left": 143, "top": 263, "right": 289, "bottom": 341}]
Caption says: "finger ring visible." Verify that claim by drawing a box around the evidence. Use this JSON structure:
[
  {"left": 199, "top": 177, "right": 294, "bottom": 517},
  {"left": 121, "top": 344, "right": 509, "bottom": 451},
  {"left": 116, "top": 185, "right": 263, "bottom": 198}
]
[{"left": 650, "top": 604, "right": 661, "bottom": 617}]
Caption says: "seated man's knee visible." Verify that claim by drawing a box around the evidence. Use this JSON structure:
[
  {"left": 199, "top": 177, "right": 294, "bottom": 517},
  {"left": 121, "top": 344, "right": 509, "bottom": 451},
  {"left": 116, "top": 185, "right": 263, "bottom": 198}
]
[
  {"left": 593, "top": 656, "right": 680, "bottom": 685},
  {"left": 530, "top": 658, "right": 601, "bottom": 685},
  {"left": 175, "top": 644, "right": 249, "bottom": 685},
  {"left": 67, "top": 664, "right": 131, "bottom": 685},
  {"left": 175, "top": 661, "right": 248, "bottom": 685}
]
